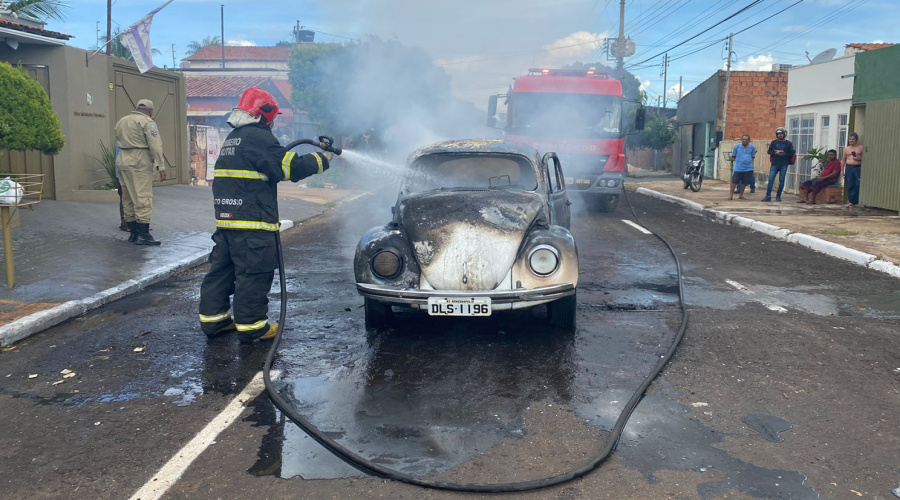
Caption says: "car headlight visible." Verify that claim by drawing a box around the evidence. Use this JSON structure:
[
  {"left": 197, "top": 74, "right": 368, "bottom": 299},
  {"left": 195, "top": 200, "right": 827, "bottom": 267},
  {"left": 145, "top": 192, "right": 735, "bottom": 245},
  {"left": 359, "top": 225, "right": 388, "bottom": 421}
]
[
  {"left": 528, "top": 245, "right": 560, "bottom": 276},
  {"left": 372, "top": 250, "right": 402, "bottom": 278},
  {"left": 605, "top": 179, "right": 619, "bottom": 188}
]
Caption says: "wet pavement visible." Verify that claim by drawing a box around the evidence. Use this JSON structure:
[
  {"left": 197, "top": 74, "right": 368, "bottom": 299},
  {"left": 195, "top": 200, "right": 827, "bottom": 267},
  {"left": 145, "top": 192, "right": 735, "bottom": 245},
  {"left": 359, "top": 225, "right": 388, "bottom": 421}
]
[{"left": 1, "top": 167, "right": 900, "bottom": 498}]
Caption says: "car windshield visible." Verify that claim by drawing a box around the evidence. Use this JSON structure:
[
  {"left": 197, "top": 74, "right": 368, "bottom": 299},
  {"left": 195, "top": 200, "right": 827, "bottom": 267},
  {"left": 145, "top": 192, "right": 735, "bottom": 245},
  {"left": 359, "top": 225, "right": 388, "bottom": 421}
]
[
  {"left": 508, "top": 93, "right": 622, "bottom": 138},
  {"left": 404, "top": 154, "right": 538, "bottom": 193}
]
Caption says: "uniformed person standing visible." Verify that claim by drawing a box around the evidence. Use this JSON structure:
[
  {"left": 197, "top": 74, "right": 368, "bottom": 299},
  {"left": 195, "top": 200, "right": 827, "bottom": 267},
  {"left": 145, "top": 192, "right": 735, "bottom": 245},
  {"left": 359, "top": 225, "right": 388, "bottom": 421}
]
[
  {"left": 115, "top": 99, "right": 166, "bottom": 245},
  {"left": 198, "top": 87, "right": 333, "bottom": 343}
]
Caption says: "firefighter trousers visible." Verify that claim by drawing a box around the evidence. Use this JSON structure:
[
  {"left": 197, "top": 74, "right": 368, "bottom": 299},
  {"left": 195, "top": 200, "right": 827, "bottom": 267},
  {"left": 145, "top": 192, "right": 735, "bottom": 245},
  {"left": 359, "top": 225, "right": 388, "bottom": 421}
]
[
  {"left": 118, "top": 157, "right": 154, "bottom": 224},
  {"left": 198, "top": 229, "right": 277, "bottom": 338}
]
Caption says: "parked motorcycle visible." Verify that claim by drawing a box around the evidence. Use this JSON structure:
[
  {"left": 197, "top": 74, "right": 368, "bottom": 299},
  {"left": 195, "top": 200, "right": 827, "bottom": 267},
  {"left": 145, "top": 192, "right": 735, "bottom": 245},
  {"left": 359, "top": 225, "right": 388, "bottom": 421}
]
[{"left": 683, "top": 151, "right": 704, "bottom": 192}]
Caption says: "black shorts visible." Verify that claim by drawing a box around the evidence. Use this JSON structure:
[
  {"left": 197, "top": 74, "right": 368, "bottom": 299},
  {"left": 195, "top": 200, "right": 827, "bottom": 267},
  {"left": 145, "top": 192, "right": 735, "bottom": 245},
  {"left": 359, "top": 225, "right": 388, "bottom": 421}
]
[{"left": 731, "top": 171, "right": 753, "bottom": 185}]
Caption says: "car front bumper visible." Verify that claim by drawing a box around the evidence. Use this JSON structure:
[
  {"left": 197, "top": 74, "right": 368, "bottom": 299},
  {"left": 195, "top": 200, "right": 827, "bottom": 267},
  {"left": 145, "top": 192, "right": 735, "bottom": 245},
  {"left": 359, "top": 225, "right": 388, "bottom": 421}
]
[{"left": 357, "top": 282, "right": 576, "bottom": 309}]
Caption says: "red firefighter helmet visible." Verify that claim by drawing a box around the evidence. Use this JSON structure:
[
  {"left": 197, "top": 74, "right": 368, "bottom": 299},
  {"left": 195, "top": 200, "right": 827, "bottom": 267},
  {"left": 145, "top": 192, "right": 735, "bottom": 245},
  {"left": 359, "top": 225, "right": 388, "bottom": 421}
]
[{"left": 235, "top": 87, "right": 280, "bottom": 125}]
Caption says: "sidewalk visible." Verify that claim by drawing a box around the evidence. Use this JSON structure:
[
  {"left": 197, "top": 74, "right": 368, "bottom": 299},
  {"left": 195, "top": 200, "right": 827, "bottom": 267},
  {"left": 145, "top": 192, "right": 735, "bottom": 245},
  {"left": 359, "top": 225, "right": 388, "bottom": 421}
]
[
  {"left": 626, "top": 168, "right": 900, "bottom": 276},
  {"left": 0, "top": 183, "right": 361, "bottom": 346}
]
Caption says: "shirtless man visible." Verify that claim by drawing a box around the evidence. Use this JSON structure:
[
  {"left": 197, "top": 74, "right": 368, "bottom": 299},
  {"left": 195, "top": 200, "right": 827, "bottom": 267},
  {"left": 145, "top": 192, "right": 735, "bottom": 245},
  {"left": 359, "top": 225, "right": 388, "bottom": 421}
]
[{"left": 842, "top": 132, "right": 863, "bottom": 207}]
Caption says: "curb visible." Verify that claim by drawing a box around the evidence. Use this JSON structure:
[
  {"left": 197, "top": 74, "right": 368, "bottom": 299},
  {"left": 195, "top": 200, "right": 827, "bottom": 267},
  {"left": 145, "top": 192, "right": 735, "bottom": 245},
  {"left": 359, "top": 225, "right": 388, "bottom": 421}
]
[
  {"left": 634, "top": 186, "right": 900, "bottom": 279},
  {"left": 0, "top": 218, "right": 305, "bottom": 347}
]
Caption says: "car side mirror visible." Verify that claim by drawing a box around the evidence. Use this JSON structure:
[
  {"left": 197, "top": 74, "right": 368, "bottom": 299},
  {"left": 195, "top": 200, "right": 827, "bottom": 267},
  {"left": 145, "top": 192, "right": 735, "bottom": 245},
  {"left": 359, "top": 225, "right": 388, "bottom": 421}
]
[
  {"left": 635, "top": 108, "right": 646, "bottom": 130},
  {"left": 487, "top": 95, "right": 498, "bottom": 118}
]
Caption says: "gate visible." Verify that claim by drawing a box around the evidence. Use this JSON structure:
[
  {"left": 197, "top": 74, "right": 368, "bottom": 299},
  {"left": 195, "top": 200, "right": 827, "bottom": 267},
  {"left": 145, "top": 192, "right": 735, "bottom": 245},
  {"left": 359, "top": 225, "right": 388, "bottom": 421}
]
[
  {"left": 0, "top": 65, "right": 56, "bottom": 199},
  {"left": 113, "top": 66, "right": 183, "bottom": 185},
  {"left": 859, "top": 99, "right": 900, "bottom": 211}
]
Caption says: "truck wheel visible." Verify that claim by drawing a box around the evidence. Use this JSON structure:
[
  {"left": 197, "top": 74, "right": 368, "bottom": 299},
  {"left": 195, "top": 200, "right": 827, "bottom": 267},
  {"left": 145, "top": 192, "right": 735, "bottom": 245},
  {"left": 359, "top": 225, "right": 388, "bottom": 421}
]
[
  {"left": 596, "top": 195, "right": 619, "bottom": 213},
  {"left": 364, "top": 298, "right": 392, "bottom": 329},
  {"left": 547, "top": 292, "right": 577, "bottom": 331}
]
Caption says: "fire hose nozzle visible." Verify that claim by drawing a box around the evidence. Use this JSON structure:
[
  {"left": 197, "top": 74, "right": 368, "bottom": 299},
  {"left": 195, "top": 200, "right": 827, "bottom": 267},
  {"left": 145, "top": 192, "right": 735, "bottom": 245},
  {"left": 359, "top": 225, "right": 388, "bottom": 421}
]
[{"left": 317, "top": 136, "right": 342, "bottom": 156}]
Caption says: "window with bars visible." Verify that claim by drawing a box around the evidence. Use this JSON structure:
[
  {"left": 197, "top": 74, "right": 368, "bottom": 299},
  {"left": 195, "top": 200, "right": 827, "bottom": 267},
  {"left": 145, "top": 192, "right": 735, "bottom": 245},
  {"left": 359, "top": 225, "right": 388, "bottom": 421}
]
[
  {"left": 788, "top": 113, "right": 816, "bottom": 183},
  {"left": 820, "top": 115, "right": 830, "bottom": 151}
]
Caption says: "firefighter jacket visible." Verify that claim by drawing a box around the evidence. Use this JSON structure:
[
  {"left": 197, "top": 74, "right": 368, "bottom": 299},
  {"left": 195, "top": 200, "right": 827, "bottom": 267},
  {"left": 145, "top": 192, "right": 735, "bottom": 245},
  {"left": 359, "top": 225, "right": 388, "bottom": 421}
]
[
  {"left": 115, "top": 111, "right": 165, "bottom": 171},
  {"left": 212, "top": 123, "right": 330, "bottom": 232}
]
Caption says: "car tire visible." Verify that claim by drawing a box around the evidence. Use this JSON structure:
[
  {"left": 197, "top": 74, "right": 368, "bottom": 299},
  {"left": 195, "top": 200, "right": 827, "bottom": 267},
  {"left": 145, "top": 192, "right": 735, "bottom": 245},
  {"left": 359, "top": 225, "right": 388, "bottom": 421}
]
[
  {"left": 364, "top": 298, "right": 393, "bottom": 329},
  {"left": 547, "top": 292, "right": 577, "bottom": 330}
]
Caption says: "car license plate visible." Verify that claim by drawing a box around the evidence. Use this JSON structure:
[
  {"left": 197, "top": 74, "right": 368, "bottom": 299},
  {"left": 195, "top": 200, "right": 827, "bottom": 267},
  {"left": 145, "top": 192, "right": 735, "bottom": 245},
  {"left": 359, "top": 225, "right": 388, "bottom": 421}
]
[
  {"left": 427, "top": 297, "right": 491, "bottom": 316},
  {"left": 564, "top": 176, "right": 573, "bottom": 185}
]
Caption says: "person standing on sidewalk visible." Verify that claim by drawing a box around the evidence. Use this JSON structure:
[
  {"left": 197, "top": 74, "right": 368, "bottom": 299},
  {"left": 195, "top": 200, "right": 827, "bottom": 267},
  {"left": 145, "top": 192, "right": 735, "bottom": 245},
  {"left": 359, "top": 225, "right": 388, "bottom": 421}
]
[
  {"left": 842, "top": 132, "right": 863, "bottom": 207},
  {"left": 762, "top": 127, "right": 795, "bottom": 202},
  {"left": 198, "top": 87, "right": 333, "bottom": 343},
  {"left": 729, "top": 134, "right": 756, "bottom": 200},
  {"left": 115, "top": 99, "right": 166, "bottom": 245}
]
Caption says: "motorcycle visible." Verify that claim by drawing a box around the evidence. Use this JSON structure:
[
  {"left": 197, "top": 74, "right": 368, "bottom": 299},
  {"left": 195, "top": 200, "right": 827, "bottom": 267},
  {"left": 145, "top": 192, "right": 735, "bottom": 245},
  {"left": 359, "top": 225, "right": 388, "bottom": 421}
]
[{"left": 682, "top": 151, "right": 704, "bottom": 192}]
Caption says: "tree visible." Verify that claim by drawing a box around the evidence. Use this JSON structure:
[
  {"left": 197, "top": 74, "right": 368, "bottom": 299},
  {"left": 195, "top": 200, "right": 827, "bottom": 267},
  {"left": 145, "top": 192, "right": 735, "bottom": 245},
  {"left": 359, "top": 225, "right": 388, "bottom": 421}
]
[
  {"left": 288, "top": 38, "right": 481, "bottom": 155},
  {"left": 0, "top": 61, "right": 65, "bottom": 155},
  {"left": 5, "top": 0, "right": 69, "bottom": 22},
  {"left": 630, "top": 115, "right": 677, "bottom": 151},
  {"left": 185, "top": 36, "right": 221, "bottom": 56}
]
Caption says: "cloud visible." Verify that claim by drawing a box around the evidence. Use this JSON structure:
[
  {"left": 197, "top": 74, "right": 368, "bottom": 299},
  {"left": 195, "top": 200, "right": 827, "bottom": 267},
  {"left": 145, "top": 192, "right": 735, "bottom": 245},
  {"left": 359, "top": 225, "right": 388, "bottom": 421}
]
[
  {"left": 732, "top": 54, "right": 774, "bottom": 71},
  {"left": 540, "top": 31, "right": 611, "bottom": 63},
  {"left": 226, "top": 39, "right": 256, "bottom": 46},
  {"left": 637, "top": 79, "right": 651, "bottom": 92},
  {"left": 667, "top": 83, "right": 683, "bottom": 101}
]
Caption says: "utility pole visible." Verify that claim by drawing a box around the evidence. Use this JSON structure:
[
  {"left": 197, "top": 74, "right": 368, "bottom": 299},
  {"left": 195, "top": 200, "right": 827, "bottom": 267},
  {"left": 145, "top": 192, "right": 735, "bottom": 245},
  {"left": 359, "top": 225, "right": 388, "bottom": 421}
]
[
  {"left": 721, "top": 33, "right": 734, "bottom": 139},
  {"left": 220, "top": 4, "right": 226, "bottom": 69},
  {"left": 662, "top": 53, "right": 668, "bottom": 108},
  {"left": 105, "top": 0, "right": 111, "bottom": 55},
  {"left": 678, "top": 76, "right": 683, "bottom": 102},
  {"left": 616, "top": 0, "right": 625, "bottom": 75},
  {"left": 172, "top": 44, "right": 176, "bottom": 70}
]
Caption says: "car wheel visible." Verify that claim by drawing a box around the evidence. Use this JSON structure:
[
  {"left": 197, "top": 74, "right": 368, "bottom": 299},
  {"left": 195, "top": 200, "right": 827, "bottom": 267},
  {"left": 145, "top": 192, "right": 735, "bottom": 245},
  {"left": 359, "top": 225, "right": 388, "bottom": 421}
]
[
  {"left": 547, "top": 292, "right": 576, "bottom": 330},
  {"left": 364, "top": 298, "right": 393, "bottom": 329},
  {"left": 596, "top": 195, "right": 619, "bottom": 213}
]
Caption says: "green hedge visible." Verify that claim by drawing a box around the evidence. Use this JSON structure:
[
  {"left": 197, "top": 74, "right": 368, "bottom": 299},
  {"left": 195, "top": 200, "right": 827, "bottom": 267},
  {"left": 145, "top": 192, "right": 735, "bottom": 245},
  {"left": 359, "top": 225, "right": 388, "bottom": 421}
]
[{"left": 0, "top": 61, "right": 65, "bottom": 155}]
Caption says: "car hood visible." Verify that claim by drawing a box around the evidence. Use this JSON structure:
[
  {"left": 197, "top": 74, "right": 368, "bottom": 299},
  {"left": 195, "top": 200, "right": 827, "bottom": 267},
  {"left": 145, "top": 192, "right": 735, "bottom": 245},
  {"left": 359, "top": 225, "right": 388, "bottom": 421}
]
[{"left": 397, "top": 190, "right": 546, "bottom": 291}]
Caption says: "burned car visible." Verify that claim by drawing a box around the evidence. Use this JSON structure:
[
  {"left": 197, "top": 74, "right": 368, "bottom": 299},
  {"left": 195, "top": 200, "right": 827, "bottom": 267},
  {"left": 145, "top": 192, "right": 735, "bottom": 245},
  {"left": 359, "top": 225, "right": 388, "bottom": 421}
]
[{"left": 354, "top": 139, "right": 578, "bottom": 330}]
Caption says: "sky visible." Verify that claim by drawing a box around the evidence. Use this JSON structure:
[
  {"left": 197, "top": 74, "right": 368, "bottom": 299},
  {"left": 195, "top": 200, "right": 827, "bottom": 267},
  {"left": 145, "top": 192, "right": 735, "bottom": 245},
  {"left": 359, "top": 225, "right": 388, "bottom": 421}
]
[{"left": 48, "top": 0, "right": 897, "bottom": 109}]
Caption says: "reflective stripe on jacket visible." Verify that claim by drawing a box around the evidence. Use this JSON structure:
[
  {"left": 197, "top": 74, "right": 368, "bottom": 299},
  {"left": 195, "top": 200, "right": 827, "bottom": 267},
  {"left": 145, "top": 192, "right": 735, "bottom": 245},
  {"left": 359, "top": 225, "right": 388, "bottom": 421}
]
[{"left": 211, "top": 123, "right": 330, "bottom": 231}]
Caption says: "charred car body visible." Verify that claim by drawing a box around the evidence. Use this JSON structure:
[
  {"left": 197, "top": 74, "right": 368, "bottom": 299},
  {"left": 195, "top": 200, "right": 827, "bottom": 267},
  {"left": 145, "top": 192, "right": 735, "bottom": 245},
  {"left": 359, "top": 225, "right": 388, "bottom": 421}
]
[{"left": 354, "top": 140, "right": 578, "bottom": 330}]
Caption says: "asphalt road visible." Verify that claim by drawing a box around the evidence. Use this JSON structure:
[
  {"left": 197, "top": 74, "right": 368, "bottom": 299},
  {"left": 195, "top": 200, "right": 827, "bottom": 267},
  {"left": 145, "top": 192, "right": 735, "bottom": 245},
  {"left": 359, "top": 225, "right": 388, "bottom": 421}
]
[{"left": 1, "top": 191, "right": 898, "bottom": 500}]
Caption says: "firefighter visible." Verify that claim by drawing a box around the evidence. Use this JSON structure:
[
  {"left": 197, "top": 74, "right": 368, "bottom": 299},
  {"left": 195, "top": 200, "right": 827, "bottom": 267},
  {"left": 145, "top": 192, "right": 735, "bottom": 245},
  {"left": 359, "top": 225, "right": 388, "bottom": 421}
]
[
  {"left": 115, "top": 99, "right": 166, "bottom": 245},
  {"left": 198, "top": 87, "right": 333, "bottom": 342}
]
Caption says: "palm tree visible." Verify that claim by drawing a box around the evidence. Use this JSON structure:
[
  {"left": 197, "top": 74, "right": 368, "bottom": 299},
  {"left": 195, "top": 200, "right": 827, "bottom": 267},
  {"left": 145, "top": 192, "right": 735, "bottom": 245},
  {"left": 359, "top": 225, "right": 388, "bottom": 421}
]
[
  {"left": 4, "top": 0, "right": 70, "bottom": 22},
  {"left": 185, "top": 36, "right": 222, "bottom": 56}
]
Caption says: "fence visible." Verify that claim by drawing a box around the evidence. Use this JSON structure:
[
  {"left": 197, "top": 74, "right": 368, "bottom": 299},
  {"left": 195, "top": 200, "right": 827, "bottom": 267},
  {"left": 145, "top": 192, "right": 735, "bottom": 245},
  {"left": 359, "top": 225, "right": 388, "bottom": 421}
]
[{"left": 717, "top": 140, "right": 836, "bottom": 193}]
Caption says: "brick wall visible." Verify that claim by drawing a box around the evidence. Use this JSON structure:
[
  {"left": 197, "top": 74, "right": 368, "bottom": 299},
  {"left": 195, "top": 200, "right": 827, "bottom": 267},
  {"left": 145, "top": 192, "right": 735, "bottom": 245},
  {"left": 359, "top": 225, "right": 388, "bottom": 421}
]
[{"left": 723, "top": 71, "right": 788, "bottom": 142}]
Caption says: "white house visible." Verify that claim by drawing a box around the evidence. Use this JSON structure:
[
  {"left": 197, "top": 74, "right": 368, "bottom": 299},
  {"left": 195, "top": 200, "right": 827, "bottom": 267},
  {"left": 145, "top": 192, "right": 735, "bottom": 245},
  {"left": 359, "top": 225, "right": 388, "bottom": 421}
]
[{"left": 784, "top": 54, "right": 855, "bottom": 184}]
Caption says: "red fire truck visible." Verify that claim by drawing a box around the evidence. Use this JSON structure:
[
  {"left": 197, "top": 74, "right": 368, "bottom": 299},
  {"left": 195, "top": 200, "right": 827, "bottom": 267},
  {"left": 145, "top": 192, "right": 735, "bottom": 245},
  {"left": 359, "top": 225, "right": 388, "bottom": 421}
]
[{"left": 488, "top": 68, "right": 643, "bottom": 212}]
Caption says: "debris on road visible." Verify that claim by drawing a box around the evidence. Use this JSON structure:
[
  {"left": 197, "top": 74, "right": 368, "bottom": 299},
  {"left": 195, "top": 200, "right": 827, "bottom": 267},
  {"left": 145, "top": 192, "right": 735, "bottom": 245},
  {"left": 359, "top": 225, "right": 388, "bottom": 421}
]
[
  {"left": 691, "top": 402, "right": 709, "bottom": 407},
  {"left": 28, "top": 374, "right": 37, "bottom": 379}
]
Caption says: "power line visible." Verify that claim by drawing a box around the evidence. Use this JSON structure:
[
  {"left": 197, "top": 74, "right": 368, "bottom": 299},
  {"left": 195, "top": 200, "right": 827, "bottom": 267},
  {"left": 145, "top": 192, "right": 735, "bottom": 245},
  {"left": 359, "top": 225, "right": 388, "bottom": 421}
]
[{"left": 626, "top": 0, "right": 765, "bottom": 69}]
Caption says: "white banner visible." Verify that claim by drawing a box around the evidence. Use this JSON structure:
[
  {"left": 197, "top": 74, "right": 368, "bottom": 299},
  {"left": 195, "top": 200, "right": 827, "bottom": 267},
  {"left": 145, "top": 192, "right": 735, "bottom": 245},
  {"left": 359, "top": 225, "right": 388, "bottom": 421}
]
[
  {"left": 118, "top": 0, "right": 175, "bottom": 74},
  {"left": 206, "top": 128, "right": 219, "bottom": 181}
]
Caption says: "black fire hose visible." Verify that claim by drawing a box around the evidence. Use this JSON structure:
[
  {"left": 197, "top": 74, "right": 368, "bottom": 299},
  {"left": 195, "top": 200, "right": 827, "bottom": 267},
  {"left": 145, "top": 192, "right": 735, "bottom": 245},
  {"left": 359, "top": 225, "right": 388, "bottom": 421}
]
[{"left": 264, "top": 163, "right": 689, "bottom": 492}]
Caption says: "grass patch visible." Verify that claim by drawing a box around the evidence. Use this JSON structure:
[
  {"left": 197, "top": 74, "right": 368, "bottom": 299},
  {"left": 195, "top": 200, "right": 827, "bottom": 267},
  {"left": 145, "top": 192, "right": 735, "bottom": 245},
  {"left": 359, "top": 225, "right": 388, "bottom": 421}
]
[{"left": 822, "top": 228, "right": 858, "bottom": 237}]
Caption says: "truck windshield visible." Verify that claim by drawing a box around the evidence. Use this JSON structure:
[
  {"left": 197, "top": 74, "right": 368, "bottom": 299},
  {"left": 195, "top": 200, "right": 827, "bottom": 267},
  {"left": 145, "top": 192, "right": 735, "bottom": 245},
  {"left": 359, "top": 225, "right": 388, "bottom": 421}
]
[{"left": 508, "top": 93, "right": 622, "bottom": 138}]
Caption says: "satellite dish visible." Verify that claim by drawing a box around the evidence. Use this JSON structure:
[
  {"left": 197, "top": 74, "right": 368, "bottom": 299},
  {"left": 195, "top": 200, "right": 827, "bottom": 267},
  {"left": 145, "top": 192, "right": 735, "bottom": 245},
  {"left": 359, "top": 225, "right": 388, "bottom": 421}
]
[{"left": 810, "top": 48, "right": 837, "bottom": 64}]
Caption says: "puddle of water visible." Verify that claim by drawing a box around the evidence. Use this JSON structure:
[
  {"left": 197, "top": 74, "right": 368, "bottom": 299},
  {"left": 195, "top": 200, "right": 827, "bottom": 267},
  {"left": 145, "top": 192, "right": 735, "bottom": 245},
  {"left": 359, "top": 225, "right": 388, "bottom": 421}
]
[{"left": 743, "top": 413, "right": 792, "bottom": 443}]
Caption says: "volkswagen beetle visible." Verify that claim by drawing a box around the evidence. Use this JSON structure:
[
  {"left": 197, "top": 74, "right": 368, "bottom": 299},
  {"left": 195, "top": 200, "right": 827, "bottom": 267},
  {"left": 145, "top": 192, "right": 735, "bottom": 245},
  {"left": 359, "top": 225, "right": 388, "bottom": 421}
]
[{"left": 354, "top": 139, "right": 578, "bottom": 330}]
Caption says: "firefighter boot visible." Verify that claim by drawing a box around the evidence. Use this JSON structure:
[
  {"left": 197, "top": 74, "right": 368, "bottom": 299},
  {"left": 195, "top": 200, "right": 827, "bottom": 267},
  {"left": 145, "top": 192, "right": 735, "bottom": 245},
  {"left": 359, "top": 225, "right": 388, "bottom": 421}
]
[
  {"left": 135, "top": 223, "right": 161, "bottom": 246},
  {"left": 127, "top": 221, "right": 139, "bottom": 243},
  {"left": 204, "top": 319, "right": 237, "bottom": 337},
  {"left": 239, "top": 323, "right": 278, "bottom": 343}
]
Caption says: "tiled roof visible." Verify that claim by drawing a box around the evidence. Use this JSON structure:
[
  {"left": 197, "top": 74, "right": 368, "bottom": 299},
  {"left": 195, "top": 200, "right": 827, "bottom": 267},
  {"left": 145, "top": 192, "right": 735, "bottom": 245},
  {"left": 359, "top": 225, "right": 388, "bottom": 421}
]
[
  {"left": 183, "top": 45, "right": 291, "bottom": 62},
  {"left": 0, "top": 18, "right": 72, "bottom": 40},
  {"left": 845, "top": 43, "right": 896, "bottom": 52},
  {"left": 186, "top": 77, "right": 273, "bottom": 98},
  {"left": 271, "top": 80, "right": 292, "bottom": 100}
]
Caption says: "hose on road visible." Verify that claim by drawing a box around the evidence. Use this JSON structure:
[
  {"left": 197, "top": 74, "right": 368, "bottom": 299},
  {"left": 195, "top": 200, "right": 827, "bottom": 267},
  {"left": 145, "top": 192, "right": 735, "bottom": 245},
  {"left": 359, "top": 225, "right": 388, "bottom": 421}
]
[{"left": 263, "top": 174, "right": 688, "bottom": 492}]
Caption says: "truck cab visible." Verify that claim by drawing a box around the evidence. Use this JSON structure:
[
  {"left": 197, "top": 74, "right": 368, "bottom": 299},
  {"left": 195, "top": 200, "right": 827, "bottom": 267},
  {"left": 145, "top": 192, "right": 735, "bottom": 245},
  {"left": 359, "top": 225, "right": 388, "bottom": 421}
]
[{"left": 489, "top": 68, "right": 643, "bottom": 212}]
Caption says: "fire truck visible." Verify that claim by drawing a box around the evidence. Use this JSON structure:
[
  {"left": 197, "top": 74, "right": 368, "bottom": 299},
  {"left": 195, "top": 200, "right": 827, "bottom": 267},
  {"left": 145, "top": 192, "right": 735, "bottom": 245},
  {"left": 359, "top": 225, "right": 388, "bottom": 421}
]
[{"left": 488, "top": 68, "right": 644, "bottom": 212}]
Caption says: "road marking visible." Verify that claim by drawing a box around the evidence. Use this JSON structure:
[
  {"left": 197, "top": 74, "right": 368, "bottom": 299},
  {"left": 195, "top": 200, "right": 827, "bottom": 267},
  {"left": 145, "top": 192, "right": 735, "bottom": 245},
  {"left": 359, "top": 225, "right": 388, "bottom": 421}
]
[
  {"left": 765, "top": 304, "right": 788, "bottom": 313},
  {"left": 621, "top": 219, "right": 652, "bottom": 235},
  {"left": 128, "top": 372, "right": 266, "bottom": 500},
  {"left": 726, "top": 279, "right": 747, "bottom": 291}
]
